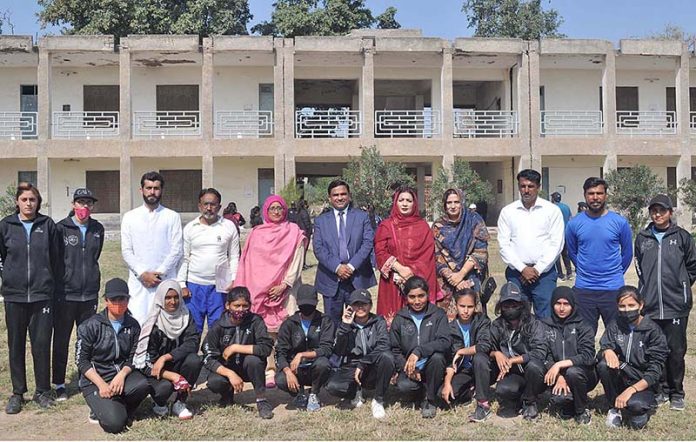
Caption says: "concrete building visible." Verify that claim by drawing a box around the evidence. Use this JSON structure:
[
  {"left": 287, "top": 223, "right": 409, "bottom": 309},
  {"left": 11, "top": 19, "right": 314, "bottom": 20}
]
[{"left": 0, "top": 31, "right": 694, "bottom": 227}]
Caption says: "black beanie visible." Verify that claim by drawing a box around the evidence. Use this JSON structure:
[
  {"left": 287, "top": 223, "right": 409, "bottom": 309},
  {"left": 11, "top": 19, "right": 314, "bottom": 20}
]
[{"left": 550, "top": 286, "right": 576, "bottom": 313}]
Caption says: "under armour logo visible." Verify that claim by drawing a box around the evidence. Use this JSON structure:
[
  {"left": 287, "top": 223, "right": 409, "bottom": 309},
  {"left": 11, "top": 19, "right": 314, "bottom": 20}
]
[
  {"left": 316, "top": 326, "right": 321, "bottom": 333},
  {"left": 42, "top": 307, "right": 50, "bottom": 314},
  {"left": 123, "top": 328, "right": 131, "bottom": 334},
  {"left": 639, "top": 341, "right": 644, "bottom": 348},
  {"left": 425, "top": 321, "right": 433, "bottom": 327},
  {"left": 245, "top": 329, "right": 251, "bottom": 335},
  {"left": 673, "top": 318, "right": 681, "bottom": 325},
  {"left": 570, "top": 328, "right": 576, "bottom": 334},
  {"left": 670, "top": 239, "right": 678, "bottom": 246}
]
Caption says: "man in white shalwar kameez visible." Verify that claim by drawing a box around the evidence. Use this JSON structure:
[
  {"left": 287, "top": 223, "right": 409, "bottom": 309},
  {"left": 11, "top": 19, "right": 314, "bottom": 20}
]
[{"left": 121, "top": 171, "right": 183, "bottom": 325}]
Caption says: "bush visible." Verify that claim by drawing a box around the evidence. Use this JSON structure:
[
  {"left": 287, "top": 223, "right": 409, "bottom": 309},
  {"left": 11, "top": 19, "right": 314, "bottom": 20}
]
[
  {"left": 429, "top": 159, "right": 494, "bottom": 219},
  {"left": 605, "top": 165, "right": 666, "bottom": 234},
  {"left": 277, "top": 177, "right": 303, "bottom": 205},
  {"left": 0, "top": 183, "right": 17, "bottom": 218}
]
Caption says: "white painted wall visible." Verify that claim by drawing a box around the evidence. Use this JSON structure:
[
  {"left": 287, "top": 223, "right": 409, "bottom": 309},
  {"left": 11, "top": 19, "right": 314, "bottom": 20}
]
[
  {"left": 0, "top": 158, "right": 36, "bottom": 195},
  {"left": 540, "top": 69, "right": 602, "bottom": 111},
  {"left": 48, "top": 158, "right": 120, "bottom": 217},
  {"left": 0, "top": 68, "right": 38, "bottom": 111},
  {"left": 131, "top": 66, "right": 202, "bottom": 111},
  {"left": 213, "top": 66, "right": 274, "bottom": 111},
  {"left": 295, "top": 66, "right": 361, "bottom": 80},
  {"left": 50, "top": 67, "right": 119, "bottom": 112},
  {"left": 616, "top": 70, "right": 675, "bottom": 111},
  {"left": 213, "top": 156, "right": 275, "bottom": 221},
  {"left": 453, "top": 68, "right": 506, "bottom": 82},
  {"left": 130, "top": 157, "right": 202, "bottom": 210}
]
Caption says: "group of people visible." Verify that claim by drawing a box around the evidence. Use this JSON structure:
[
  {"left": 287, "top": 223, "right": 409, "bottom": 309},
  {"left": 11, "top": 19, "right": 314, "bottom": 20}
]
[{"left": 0, "top": 167, "right": 693, "bottom": 433}]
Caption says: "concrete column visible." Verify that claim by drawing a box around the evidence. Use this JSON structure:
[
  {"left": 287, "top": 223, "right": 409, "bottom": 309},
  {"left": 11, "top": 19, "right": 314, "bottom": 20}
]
[
  {"left": 602, "top": 48, "right": 617, "bottom": 137},
  {"left": 527, "top": 43, "right": 541, "bottom": 141},
  {"left": 416, "top": 166, "right": 426, "bottom": 208},
  {"left": 119, "top": 151, "right": 132, "bottom": 217},
  {"left": 603, "top": 153, "right": 617, "bottom": 174},
  {"left": 361, "top": 43, "right": 375, "bottom": 139},
  {"left": 201, "top": 38, "right": 214, "bottom": 140},
  {"left": 37, "top": 47, "right": 51, "bottom": 141},
  {"left": 119, "top": 40, "right": 132, "bottom": 139},
  {"left": 677, "top": 154, "right": 692, "bottom": 229},
  {"left": 676, "top": 43, "right": 691, "bottom": 229},
  {"left": 202, "top": 154, "right": 214, "bottom": 188},
  {"left": 273, "top": 154, "right": 285, "bottom": 194},
  {"left": 36, "top": 155, "right": 50, "bottom": 216},
  {"left": 283, "top": 39, "right": 295, "bottom": 139},
  {"left": 442, "top": 153, "right": 454, "bottom": 179},
  {"left": 273, "top": 38, "right": 285, "bottom": 139},
  {"left": 441, "top": 48, "right": 454, "bottom": 139}
]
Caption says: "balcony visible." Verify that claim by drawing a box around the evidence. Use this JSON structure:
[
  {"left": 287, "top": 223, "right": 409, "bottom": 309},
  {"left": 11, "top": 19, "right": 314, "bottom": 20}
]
[
  {"left": 454, "top": 110, "right": 518, "bottom": 138},
  {"left": 0, "top": 112, "right": 37, "bottom": 140},
  {"left": 133, "top": 111, "right": 201, "bottom": 138},
  {"left": 540, "top": 111, "right": 603, "bottom": 136},
  {"left": 690, "top": 112, "right": 696, "bottom": 136},
  {"left": 616, "top": 111, "right": 676, "bottom": 136},
  {"left": 52, "top": 112, "right": 119, "bottom": 139},
  {"left": 375, "top": 110, "right": 441, "bottom": 138},
  {"left": 214, "top": 111, "right": 273, "bottom": 139},
  {"left": 295, "top": 108, "right": 362, "bottom": 139}
]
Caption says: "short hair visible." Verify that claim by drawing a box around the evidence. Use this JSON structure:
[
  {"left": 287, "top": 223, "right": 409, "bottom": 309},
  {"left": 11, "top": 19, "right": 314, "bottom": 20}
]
[
  {"left": 226, "top": 286, "right": 251, "bottom": 305},
  {"left": 516, "top": 169, "right": 541, "bottom": 186},
  {"left": 617, "top": 285, "right": 643, "bottom": 304},
  {"left": 198, "top": 187, "right": 221, "bottom": 203},
  {"left": 583, "top": 177, "right": 607, "bottom": 193},
  {"left": 327, "top": 179, "right": 350, "bottom": 195},
  {"left": 551, "top": 192, "right": 561, "bottom": 203},
  {"left": 15, "top": 182, "right": 42, "bottom": 213},
  {"left": 453, "top": 288, "right": 478, "bottom": 304},
  {"left": 141, "top": 171, "right": 165, "bottom": 188},
  {"left": 403, "top": 275, "right": 429, "bottom": 296}
]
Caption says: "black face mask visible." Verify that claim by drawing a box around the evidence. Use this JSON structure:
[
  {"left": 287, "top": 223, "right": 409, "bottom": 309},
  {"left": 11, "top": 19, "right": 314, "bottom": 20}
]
[
  {"left": 299, "top": 305, "right": 316, "bottom": 317},
  {"left": 618, "top": 309, "right": 640, "bottom": 324},
  {"left": 501, "top": 306, "right": 523, "bottom": 321}
]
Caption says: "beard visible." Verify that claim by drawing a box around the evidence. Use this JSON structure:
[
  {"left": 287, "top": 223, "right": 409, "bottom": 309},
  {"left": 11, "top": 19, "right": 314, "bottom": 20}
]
[{"left": 143, "top": 194, "right": 161, "bottom": 206}]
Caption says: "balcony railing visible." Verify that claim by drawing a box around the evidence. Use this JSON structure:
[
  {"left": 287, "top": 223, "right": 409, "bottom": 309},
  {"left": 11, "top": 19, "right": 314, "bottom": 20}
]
[
  {"left": 690, "top": 112, "right": 696, "bottom": 135},
  {"left": 375, "top": 110, "right": 441, "bottom": 138},
  {"left": 616, "top": 111, "right": 676, "bottom": 136},
  {"left": 0, "top": 112, "right": 37, "bottom": 140},
  {"left": 454, "top": 110, "right": 518, "bottom": 138},
  {"left": 295, "top": 108, "right": 362, "bottom": 138},
  {"left": 215, "top": 111, "right": 273, "bottom": 139},
  {"left": 540, "top": 110, "right": 603, "bottom": 136},
  {"left": 52, "top": 112, "right": 119, "bottom": 139},
  {"left": 133, "top": 111, "right": 201, "bottom": 138}
]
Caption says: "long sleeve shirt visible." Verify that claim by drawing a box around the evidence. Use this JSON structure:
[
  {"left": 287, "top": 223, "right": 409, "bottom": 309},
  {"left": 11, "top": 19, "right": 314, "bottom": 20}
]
[{"left": 177, "top": 216, "right": 239, "bottom": 287}]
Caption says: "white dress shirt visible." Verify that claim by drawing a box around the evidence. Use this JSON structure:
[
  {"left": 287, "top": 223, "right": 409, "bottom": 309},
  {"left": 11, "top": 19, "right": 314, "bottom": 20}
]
[{"left": 177, "top": 215, "right": 239, "bottom": 287}]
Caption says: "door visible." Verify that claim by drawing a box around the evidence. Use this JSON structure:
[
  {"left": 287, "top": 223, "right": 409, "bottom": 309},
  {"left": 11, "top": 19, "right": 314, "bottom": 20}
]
[
  {"left": 86, "top": 170, "right": 120, "bottom": 213},
  {"left": 20, "top": 85, "right": 38, "bottom": 139},
  {"left": 257, "top": 168, "right": 274, "bottom": 207},
  {"left": 159, "top": 169, "right": 201, "bottom": 212},
  {"left": 259, "top": 84, "right": 274, "bottom": 112},
  {"left": 616, "top": 86, "right": 639, "bottom": 128},
  {"left": 156, "top": 85, "right": 200, "bottom": 128},
  {"left": 83, "top": 85, "right": 120, "bottom": 128}
]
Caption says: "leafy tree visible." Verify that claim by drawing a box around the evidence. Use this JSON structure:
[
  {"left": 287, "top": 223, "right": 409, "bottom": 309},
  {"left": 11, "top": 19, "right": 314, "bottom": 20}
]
[
  {"left": 644, "top": 23, "right": 695, "bottom": 51},
  {"left": 278, "top": 176, "right": 303, "bottom": 206},
  {"left": 38, "top": 0, "right": 252, "bottom": 38},
  {"left": 0, "top": 183, "right": 17, "bottom": 218},
  {"left": 252, "top": 0, "right": 400, "bottom": 37},
  {"left": 605, "top": 165, "right": 666, "bottom": 234},
  {"left": 429, "top": 159, "right": 494, "bottom": 219},
  {"left": 461, "top": 0, "right": 564, "bottom": 40},
  {"left": 678, "top": 177, "right": 696, "bottom": 219},
  {"left": 343, "top": 146, "right": 414, "bottom": 218},
  {"left": 303, "top": 176, "right": 340, "bottom": 207}
]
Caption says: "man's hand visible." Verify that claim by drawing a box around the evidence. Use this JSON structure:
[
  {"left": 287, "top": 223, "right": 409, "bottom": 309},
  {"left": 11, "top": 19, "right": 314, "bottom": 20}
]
[
  {"left": 181, "top": 287, "right": 192, "bottom": 298},
  {"left": 284, "top": 369, "right": 300, "bottom": 393},
  {"left": 493, "top": 352, "right": 511, "bottom": 381},
  {"left": 222, "top": 344, "right": 239, "bottom": 361},
  {"left": 97, "top": 380, "right": 112, "bottom": 399},
  {"left": 109, "top": 372, "right": 127, "bottom": 396},
  {"left": 152, "top": 355, "right": 168, "bottom": 379},
  {"left": 552, "top": 375, "right": 570, "bottom": 396},
  {"left": 405, "top": 354, "right": 419, "bottom": 377},
  {"left": 227, "top": 372, "right": 245, "bottom": 394},
  {"left": 604, "top": 349, "right": 620, "bottom": 369},
  {"left": 140, "top": 271, "right": 162, "bottom": 288},
  {"left": 520, "top": 266, "right": 539, "bottom": 285},
  {"left": 354, "top": 368, "right": 362, "bottom": 386},
  {"left": 615, "top": 387, "right": 635, "bottom": 409},
  {"left": 290, "top": 354, "right": 304, "bottom": 373},
  {"left": 441, "top": 381, "right": 454, "bottom": 404},
  {"left": 337, "top": 264, "right": 353, "bottom": 280},
  {"left": 544, "top": 362, "right": 562, "bottom": 386}
]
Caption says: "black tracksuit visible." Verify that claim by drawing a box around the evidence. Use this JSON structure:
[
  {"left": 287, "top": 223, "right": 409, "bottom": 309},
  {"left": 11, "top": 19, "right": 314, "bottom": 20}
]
[
  {"left": 326, "top": 313, "right": 395, "bottom": 402},
  {"left": 444, "top": 313, "right": 493, "bottom": 403},
  {"left": 489, "top": 315, "right": 548, "bottom": 406},
  {"left": 274, "top": 311, "right": 335, "bottom": 396},
  {"left": 390, "top": 303, "right": 451, "bottom": 403},
  {"left": 635, "top": 222, "right": 696, "bottom": 400},
  {"left": 597, "top": 316, "right": 669, "bottom": 424},
  {"left": 140, "top": 316, "right": 202, "bottom": 406},
  {"left": 52, "top": 216, "right": 105, "bottom": 386},
  {"left": 0, "top": 213, "right": 61, "bottom": 396},
  {"left": 203, "top": 312, "right": 273, "bottom": 398},
  {"left": 75, "top": 310, "right": 150, "bottom": 434}
]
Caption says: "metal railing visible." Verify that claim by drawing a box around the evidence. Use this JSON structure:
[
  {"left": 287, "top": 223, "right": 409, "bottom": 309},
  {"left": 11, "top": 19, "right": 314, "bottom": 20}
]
[
  {"left": 295, "top": 108, "right": 362, "bottom": 138},
  {"left": 454, "top": 110, "right": 518, "bottom": 138},
  {"left": 690, "top": 112, "right": 696, "bottom": 135},
  {"left": 214, "top": 111, "right": 273, "bottom": 139},
  {"left": 133, "top": 111, "right": 201, "bottom": 138},
  {"left": 0, "top": 112, "right": 37, "bottom": 139},
  {"left": 540, "top": 110, "right": 603, "bottom": 136},
  {"left": 375, "top": 109, "right": 441, "bottom": 138},
  {"left": 616, "top": 111, "right": 676, "bottom": 136},
  {"left": 52, "top": 111, "right": 119, "bottom": 139}
]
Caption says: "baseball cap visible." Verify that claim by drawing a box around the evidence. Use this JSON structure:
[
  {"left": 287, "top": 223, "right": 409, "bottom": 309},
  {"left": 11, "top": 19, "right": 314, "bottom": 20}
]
[
  {"left": 104, "top": 278, "right": 130, "bottom": 299},
  {"left": 73, "top": 187, "right": 98, "bottom": 202},
  {"left": 497, "top": 282, "right": 523, "bottom": 304},
  {"left": 648, "top": 194, "right": 673, "bottom": 210},
  {"left": 296, "top": 284, "right": 318, "bottom": 307},
  {"left": 468, "top": 203, "right": 477, "bottom": 209},
  {"left": 348, "top": 288, "right": 372, "bottom": 305}
]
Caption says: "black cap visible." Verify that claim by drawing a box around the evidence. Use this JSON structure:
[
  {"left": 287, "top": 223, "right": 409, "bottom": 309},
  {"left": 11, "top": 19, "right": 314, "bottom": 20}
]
[
  {"left": 296, "top": 284, "right": 318, "bottom": 307},
  {"left": 497, "top": 282, "right": 523, "bottom": 304},
  {"left": 104, "top": 278, "right": 129, "bottom": 299},
  {"left": 348, "top": 288, "right": 372, "bottom": 305},
  {"left": 73, "top": 187, "right": 98, "bottom": 202},
  {"left": 648, "top": 194, "right": 673, "bottom": 210}
]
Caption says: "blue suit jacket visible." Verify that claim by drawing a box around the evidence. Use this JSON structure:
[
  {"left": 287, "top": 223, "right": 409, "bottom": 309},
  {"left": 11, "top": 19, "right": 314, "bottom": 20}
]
[{"left": 313, "top": 206, "right": 377, "bottom": 297}]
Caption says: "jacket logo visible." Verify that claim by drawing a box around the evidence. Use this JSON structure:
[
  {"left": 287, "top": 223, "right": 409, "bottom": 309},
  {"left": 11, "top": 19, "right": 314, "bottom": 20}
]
[
  {"left": 66, "top": 235, "right": 79, "bottom": 246},
  {"left": 639, "top": 341, "right": 644, "bottom": 348},
  {"left": 570, "top": 328, "right": 576, "bottom": 335},
  {"left": 616, "top": 333, "right": 625, "bottom": 343},
  {"left": 222, "top": 335, "right": 232, "bottom": 345},
  {"left": 670, "top": 239, "right": 678, "bottom": 246},
  {"left": 673, "top": 318, "right": 681, "bottom": 325},
  {"left": 425, "top": 321, "right": 433, "bottom": 327},
  {"left": 316, "top": 326, "right": 321, "bottom": 332},
  {"left": 94, "top": 233, "right": 100, "bottom": 238},
  {"left": 545, "top": 330, "right": 557, "bottom": 342},
  {"left": 42, "top": 307, "right": 50, "bottom": 314},
  {"left": 123, "top": 328, "right": 131, "bottom": 334},
  {"left": 402, "top": 322, "right": 416, "bottom": 336},
  {"left": 35, "top": 227, "right": 44, "bottom": 234},
  {"left": 640, "top": 241, "right": 655, "bottom": 252},
  {"left": 217, "top": 235, "right": 221, "bottom": 242},
  {"left": 245, "top": 329, "right": 251, "bottom": 335}
]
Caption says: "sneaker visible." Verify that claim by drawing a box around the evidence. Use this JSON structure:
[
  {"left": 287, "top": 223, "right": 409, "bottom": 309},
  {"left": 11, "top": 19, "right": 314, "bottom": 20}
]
[
  {"left": 55, "top": 387, "right": 68, "bottom": 402},
  {"left": 371, "top": 399, "right": 386, "bottom": 419},
  {"left": 655, "top": 392, "right": 669, "bottom": 406},
  {"left": 306, "top": 393, "right": 321, "bottom": 412},
  {"left": 292, "top": 392, "right": 309, "bottom": 410},
  {"left": 420, "top": 400, "right": 437, "bottom": 419},
  {"left": 88, "top": 411, "right": 99, "bottom": 424},
  {"left": 575, "top": 409, "right": 592, "bottom": 425},
  {"left": 152, "top": 403, "right": 169, "bottom": 417},
  {"left": 172, "top": 400, "right": 193, "bottom": 420},
  {"left": 350, "top": 388, "right": 364, "bottom": 409},
  {"left": 33, "top": 392, "right": 55, "bottom": 409},
  {"left": 256, "top": 399, "right": 274, "bottom": 419},
  {"left": 468, "top": 402, "right": 492, "bottom": 422},
  {"left": 627, "top": 412, "right": 649, "bottom": 429},
  {"left": 219, "top": 391, "right": 234, "bottom": 407},
  {"left": 522, "top": 402, "right": 539, "bottom": 421},
  {"left": 670, "top": 397, "right": 685, "bottom": 411},
  {"left": 605, "top": 407, "right": 622, "bottom": 428},
  {"left": 5, "top": 394, "right": 23, "bottom": 414}
]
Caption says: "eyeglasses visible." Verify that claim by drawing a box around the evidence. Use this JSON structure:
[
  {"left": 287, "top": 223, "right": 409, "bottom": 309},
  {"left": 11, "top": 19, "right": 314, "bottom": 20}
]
[{"left": 268, "top": 206, "right": 284, "bottom": 213}]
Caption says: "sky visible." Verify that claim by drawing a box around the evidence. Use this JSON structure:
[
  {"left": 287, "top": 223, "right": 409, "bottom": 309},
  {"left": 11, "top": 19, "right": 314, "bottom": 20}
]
[{"left": 1, "top": 0, "right": 695, "bottom": 43}]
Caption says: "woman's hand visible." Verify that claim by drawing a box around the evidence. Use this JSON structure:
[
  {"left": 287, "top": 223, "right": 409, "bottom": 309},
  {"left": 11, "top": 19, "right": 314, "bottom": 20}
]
[
  {"left": 268, "top": 284, "right": 287, "bottom": 301},
  {"left": 604, "top": 349, "right": 620, "bottom": 369},
  {"left": 493, "top": 352, "right": 511, "bottom": 381}
]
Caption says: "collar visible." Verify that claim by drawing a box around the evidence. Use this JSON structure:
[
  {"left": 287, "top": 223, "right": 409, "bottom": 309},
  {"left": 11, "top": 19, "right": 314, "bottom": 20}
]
[
  {"left": 333, "top": 207, "right": 349, "bottom": 217},
  {"left": 513, "top": 197, "right": 545, "bottom": 211},
  {"left": 193, "top": 215, "right": 222, "bottom": 227}
]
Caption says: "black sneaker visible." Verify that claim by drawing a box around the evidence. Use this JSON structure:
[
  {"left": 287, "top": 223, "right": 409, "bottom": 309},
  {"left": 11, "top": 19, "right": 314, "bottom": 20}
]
[
  {"left": 219, "top": 391, "right": 234, "bottom": 407},
  {"left": 5, "top": 395, "right": 23, "bottom": 414},
  {"left": 655, "top": 392, "right": 669, "bottom": 406},
  {"left": 88, "top": 411, "right": 99, "bottom": 424},
  {"left": 575, "top": 409, "right": 592, "bottom": 425},
  {"left": 468, "top": 403, "right": 491, "bottom": 422},
  {"left": 55, "top": 387, "right": 68, "bottom": 402},
  {"left": 420, "top": 400, "right": 437, "bottom": 419},
  {"left": 256, "top": 399, "right": 274, "bottom": 419},
  {"left": 670, "top": 397, "right": 685, "bottom": 411},
  {"left": 33, "top": 392, "right": 55, "bottom": 409},
  {"left": 522, "top": 402, "right": 539, "bottom": 421}
]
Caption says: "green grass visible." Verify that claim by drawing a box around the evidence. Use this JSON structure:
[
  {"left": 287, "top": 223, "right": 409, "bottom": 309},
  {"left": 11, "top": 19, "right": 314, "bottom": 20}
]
[{"left": 1, "top": 237, "right": 696, "bottom": 440}]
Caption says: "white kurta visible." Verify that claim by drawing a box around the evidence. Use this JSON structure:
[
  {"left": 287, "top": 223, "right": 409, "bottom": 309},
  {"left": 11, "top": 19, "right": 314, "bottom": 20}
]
[{"left": 121, "top": 204, "right": 183, "bottom": 325}]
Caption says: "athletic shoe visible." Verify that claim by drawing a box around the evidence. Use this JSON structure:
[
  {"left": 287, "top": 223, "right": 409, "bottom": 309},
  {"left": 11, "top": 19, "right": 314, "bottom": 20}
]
[
  {"left": 152, "top": 403, "right": 169, "bottom": 417},
  {"left": 420, "top": 400, "right": 437, "bottom": 419},
  {"left": 522, "top": 402, "right": 539, "bottom": 421},
  {"left": 293, "top": 392, "right": 309, "bottom": 410},
  {"left": 256, "top": 399, "right": 274, "bottom": 419},
  {"left": 350, "top": 388, "right": 364, "bottom": 409},
  {"left": 468, "top": 402, "right": 491, "bottom": 422},
  {"left": 172, "top": 400, "right": 193, "bottom": 420},
  {"left": 307, "top": 393, "right": 321, "bottom": 412},
  {"left": 219, "top": 391, "right": 234, "bottom": 407},
  {"left": 371, "top": 399, "right": 386, "bottom": 419},
  {"left": 55, "top": 387, "right": 68, "bottom": 402},
  {"left": 88, "top": 411, "right": 99, "bottom": 424},
  {"left": 655, "top": 392, "right": 669, "bottom": 406},
  {"left": 33, "top": 392, "right": 55, "bottom": 409},
  {"left": 575, "top": 409, "right": 592, "bottom": 425},
  {"left": 605, "top": 408, "right": 622, "bottom": 428},
  {"left": 5, "top": 394, "right": 23, "bottom": 414},
  {"left": 670, "top": 397, "right": 685, "bottom": 411}
]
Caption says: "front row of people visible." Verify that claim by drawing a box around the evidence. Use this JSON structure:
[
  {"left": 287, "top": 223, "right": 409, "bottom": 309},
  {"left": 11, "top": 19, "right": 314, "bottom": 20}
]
[{"left": 77, "top": 275, "right": 668, "bottom": 434}]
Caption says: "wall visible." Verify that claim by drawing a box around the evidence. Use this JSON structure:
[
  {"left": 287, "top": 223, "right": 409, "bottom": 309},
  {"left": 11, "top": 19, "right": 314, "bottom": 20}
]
[
  {"left": 616, "top": 70, "right": 675, "bottom": 111},
  {"left": 0, "top": 68, "right": 38, "bottom": 111},
  {"left": 130, "top": 157, "right": 202, "bottom": 210},
  {"left": 213, "top": 156, "right": 274, "bottom": 220},
  {"left": 374, "top": 67, "right": 442, "bottom": 111},
  {"left": 213, "top": 66, "right": 274, "bottom": 111},
  {"left": 540, "top": 69, "right": 602, "bottom": 111},
  {"left": 0, "top": 158, "right": 37, "bottom": 192},
  {"left": 48, "top": 157, "right": 120, "bottom": 217},
  {"left": 131, "top": 66, "right": 202, "bottom": 111},
  {"left": 50, "top": 66, "right": 119, "bottom": 112},
  {"left": 543, "top": 156, "right": 603, "bottom": 213}
]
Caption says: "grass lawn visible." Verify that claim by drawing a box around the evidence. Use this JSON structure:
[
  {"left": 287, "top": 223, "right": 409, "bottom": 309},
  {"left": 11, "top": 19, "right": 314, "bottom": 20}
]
[{"left": 1, "top": 236, "right": 696, "bottom": 440}]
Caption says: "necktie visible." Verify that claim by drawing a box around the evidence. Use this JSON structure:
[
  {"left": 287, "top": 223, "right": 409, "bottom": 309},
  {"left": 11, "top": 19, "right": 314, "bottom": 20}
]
[{"left": 338, "top": 210, "right": 349, "bottom": 263}]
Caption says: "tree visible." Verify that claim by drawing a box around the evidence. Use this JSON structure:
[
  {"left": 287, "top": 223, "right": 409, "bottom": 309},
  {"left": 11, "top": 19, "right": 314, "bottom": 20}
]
[
  {"left": 278, "top": 177, "right": 303, "bottom": 206},
  {"left": 38, "top": 0, "right": 252, "bottom": 38},
  {"left": 252, "top": 0, "right": 400, "bottom": 37},
  {"left": 343, "top": 146, "right": 414, "bottom": 218},
  {"left": 605, "top": 166, "right": 666, "bottom": 234},
  {"left": 429, "top": 159, "right": 494, "bottom": 219},
  {"left": 678, "top": 177, "right": 696, "bottom": 220},
  {"left": 0, "top": 184, "right": 17, "bottom": 218},
  {"left": 303, "top": 176, "right": 340, "bottom": 207},
  {"left": 644, "top": 23, "right": 696, "bottom": 51},
  {"left": 461, "top": 0, "right": 564, "bottom": 40}
]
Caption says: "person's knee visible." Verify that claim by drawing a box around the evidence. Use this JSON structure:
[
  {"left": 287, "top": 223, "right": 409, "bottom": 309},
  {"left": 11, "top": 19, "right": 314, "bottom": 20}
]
[
  {"left": 274, "top": 370, "right": 289, "bottom": 392},
  {"left": 596, "top": 357, "right": 612, "bottom": 376},
  {"left": 99, "top": 410, "right": 128, "bottom": 434},
  {"left": 312, "top": 356, "right": 330, "bottom": 373},
  {"left": 244, "top": 355, "right": 266, "bottom": 372},
  {"left": 396, "top": 375, "right": 421, "bottom": 396},
  {"left": 207, "top": 373, "right": 229, "bottom": 394},
  {"left": 428, "top": 352, "right": 447, "bottom": 368},
  {"left": 183, "top": 352, "right": 203, "bottom": 369},
  {"left": 525, "top": 359, "right": 545, "bottom": 378},
  {"left": 495, "top": 378, "right": 520, "bottom": 401},
  {"left": 325, "top": 377, "right": 349, "bottom": 398},
  {"left": 564, "top": 366, "right": 584, "bottom": 384},
  {"left": 376, "top": 352, "right": 395, "bottom": 370}
]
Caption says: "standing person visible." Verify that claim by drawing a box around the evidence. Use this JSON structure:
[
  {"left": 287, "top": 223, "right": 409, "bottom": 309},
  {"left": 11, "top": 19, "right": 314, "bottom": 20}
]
[
  {"left": 551, "top": 192, "right": 574, "bottom": 281},
  {"left": 121, "top": 171, "right": 183, "bottom": 325},
  {"left": 75, "top": 278, "right": 150, "bottom": 433},
  {"left": 0, "top": 182, "right": 61, "bottom": 414},
  {"left": 297, "top": 199, "right": 313, "bottom": 270},
  {"left": 468, "top": 203, "right": 477, "bottom": 214},
  {"left": 249, "top": 206, "right": 263, "bottom": 227},
  {"left": 177, "top": 188, "right": 239, "bottom": 333},
  {"left": 375, "top": 186, "right": 437, "bottom": 322},
  {"left": 634, "top": 194, "right": 696, "bottom": 411},
  {"left": 566, "top": 177, "right": 633, "bottom": 335},
  {"left": 313, "top": 180, "right": 376, "bottom": 325},
  {"left": 52, "top": 188, "right": 105, "bottom": 402},
  {"left": 222, "top": 202, "right": 246, "bottom": 229},
  {"left": 576, "top": 202, "right": 588, "bottom": 215},
  {"left": 497, "top": 169, "right": 564, "bottom": 319},
  {"left": 431, "top": 188, "right": 489, "bottom": 319}
]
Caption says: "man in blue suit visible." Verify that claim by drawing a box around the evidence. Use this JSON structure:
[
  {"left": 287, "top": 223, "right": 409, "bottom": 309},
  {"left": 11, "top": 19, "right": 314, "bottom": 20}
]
[{"left": 313, "top": 180, "right": 377, "bottom": 325}]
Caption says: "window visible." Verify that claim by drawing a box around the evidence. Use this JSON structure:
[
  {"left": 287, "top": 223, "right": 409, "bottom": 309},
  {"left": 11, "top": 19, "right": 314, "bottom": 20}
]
[
  {"left": 17, "top": 171, "right": 37, "bottom": 186},
  {"left": 86, "top": 171, "right": 120, "bottom": 213}
]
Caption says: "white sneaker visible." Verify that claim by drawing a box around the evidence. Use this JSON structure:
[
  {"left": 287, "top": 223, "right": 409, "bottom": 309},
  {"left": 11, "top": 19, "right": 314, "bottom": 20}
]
[
  {"left": 88, "top": 411, "right": 99, "bottom": 424},
  {"left": 350, "top": 388, "right": 364, "bottom": 408},
  {"left": 371, "top": 399, "right": 386, "bottom": 419},
  {"left": 605, "top": 407, "right": 622, "bottom": 428},
  {"left": 152, "top": 403, "right": 169, "bottom": 417},
  {"left": 172, "top": 400, "right": 193, "bottom": 420}
]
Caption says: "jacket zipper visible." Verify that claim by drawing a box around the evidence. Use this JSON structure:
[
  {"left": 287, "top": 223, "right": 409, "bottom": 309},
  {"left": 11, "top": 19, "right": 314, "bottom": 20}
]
[
  {"left": 561, "top": 338, "right": 566, "bottom": 360},
  {"left": 26, "top": 241, "right": 31, "bottom": 303},
  {"left": 81, "top": 238, "right": 86, "bottom": 301},
  {"left": 112, "top": 325, "right": 121, "bottom": 373},
  {"left": 359, "top": 328, "right": 367, "bottom": 355},
  {"left": 657, "top": 240, "right": 664, "bottom": 320},
  {"left": 683, "top": 281, "right": 688, "bottom": 305},
  {"left": 625, "top": 330, "right": 634, "bottom": 364}
]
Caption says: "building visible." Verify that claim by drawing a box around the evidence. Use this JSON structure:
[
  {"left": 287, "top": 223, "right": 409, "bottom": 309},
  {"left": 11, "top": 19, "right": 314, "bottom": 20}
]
[{"left": 0, "top": 30, "right": 694, "bottom": 227}]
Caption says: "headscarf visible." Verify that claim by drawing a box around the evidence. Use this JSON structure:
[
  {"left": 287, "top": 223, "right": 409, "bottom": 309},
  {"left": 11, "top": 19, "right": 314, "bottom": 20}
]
[
  {"left": 133, "top": 280, "right": 190, "bottom": 369},
  {"left": 550, "top": 286, "right": 578, "bottom": 325},
  {"left": 437, "top": 188, "right": 487, "bottom": 269}
]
